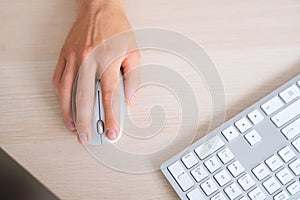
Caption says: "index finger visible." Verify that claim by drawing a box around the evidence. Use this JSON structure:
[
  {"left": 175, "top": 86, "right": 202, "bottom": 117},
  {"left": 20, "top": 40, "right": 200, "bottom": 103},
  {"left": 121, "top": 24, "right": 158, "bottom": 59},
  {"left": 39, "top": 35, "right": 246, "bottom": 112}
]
[{"left": 74, "top": 65, "right": 96, "bottom": 144}]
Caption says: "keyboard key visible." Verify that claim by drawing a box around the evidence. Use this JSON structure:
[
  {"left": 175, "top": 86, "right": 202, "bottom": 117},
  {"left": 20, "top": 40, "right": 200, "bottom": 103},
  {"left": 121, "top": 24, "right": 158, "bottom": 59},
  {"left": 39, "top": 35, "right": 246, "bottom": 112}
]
[
  {"left": 204, "top": 157, "right": 221, "bottom": 173},
  {"left": 214, "top": 170, "right": 231, "bottom": 187},
  {"left": 239, "top": 197, "right": 247, "bottom": 200},
  {"left": 182, "top": 152, "right": 198, "bottom": 169},
  {"left": 244, "top": 130, "right": 262, "bottom": 146},
  {"left": 224, "top": 183, "right": 242, "bottom": 200},
  {"left": 271, "top": 99, "right": 300, "bottom": 127},
  {"left": 278, "top": 146, "right": 296, "bottom": 162},
  {"left": 187, "top": 188, "right": 205, "bottom": 200},
  {"left": 222, "top": 126, "right": 239, "bottom": 142},
  {"left": 289, "top": 159, "right": 300, "bottom": 176},
  {"left": 275, "top": 168, "right": 293, "bottom": 185},
  {"left": 217, "top": 148, "right": 234, "bottom": 164},
  {"left": 228, "top": 161, "right": 245, "bottom": 177},
  {"left": 238, "top": 174, "right": 255, "bottom": 191},
  {"left": 265, "top": 155, "right": 283, "bottom": 172},
  {"left": 235, "top": 117, "right": 252, "bottom": 133},
  {"left": 168, "top": 161, "right": 194, "bottom": 192},
  {"left": 262, "top": 177, "right": 281, "bottom": 194},
  {"left": 247, "top": 109, "right": 264, "bottom": 125},
  {"left": 248, "top": 187, "right": 266, "bottom": 200},
  {"left": 274, "top": 190, "right": 289, "bottom": 200},
  {"left": 211, "top": 193, "right": 227, "bottom": 200},
  {"left": 200, "top": 179, "right": 218, "bottom": 196},
  {"left": 252, "top": 164, "right": 270, "bottom": 181},
  {"left": 195, "top": 136, "right": 225, "bottom": 160},
  {"left": 191, "top": 166, "right": 208, "bottom": 182},
  {"left": 292, "top": 137, "right": 300, "bottom": 152},
  {"left": 281, "top": 117, "right": 300, "bottom": 140},
  {"left": 261, "top": 96, "right": 284, "bottom": 116},
  {"left": 279, "top": 84, "right": 300, "bottom": 103},
  {"left": 287, "top": 181, "right": 300, "bottom": 195}
]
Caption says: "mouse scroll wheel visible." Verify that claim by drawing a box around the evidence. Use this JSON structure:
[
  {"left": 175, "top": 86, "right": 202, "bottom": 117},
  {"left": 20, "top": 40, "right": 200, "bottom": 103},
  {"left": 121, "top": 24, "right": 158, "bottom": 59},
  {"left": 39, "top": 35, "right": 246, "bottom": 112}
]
[{"left": 97, "top": 120, "right": 104, "bottom": 135}]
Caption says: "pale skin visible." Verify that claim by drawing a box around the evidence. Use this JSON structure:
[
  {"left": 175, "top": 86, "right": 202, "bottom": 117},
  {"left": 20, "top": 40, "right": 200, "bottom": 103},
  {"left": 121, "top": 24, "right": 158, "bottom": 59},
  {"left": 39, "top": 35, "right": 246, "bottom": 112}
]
[{"left": 52, "top": 0, "right": 140, "bottom": 144}]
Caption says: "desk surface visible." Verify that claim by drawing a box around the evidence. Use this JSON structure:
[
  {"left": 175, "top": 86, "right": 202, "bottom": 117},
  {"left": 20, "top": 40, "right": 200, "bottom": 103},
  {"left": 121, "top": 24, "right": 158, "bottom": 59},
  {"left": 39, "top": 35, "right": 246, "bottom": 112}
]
[{"left": 1, "top": 0, "right": 300, "bottom": 199}]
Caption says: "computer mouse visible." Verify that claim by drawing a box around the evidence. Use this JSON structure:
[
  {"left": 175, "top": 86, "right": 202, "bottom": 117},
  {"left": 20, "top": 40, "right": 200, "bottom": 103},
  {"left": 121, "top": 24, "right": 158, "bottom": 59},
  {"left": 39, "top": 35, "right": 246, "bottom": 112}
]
[{"left": 72, "top": 74, "right": 125, "bottom": 145}]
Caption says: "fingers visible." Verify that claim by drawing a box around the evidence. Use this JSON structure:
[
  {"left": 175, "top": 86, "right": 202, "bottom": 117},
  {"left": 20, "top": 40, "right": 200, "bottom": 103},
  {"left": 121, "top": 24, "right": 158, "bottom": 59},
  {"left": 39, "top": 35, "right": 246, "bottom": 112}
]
[
  {"left": 58, "top": 53, "right": 77, "bottom": 131},
  {"left": 100, "top": 59, "right": 122, "bottom": 141},
  {"left": 75, "top": 64, "right": 97, "bottom": 144},
  {"left": 122, "top": 51, "right": 141, "bottom": 105}
]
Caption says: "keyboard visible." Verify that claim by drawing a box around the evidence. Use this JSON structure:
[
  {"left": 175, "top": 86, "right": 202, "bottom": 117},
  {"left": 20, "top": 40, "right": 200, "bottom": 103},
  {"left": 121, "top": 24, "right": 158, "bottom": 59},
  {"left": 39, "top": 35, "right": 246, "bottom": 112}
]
[{"left": 161, "top": 74, "right": 300, "bottom": 200}]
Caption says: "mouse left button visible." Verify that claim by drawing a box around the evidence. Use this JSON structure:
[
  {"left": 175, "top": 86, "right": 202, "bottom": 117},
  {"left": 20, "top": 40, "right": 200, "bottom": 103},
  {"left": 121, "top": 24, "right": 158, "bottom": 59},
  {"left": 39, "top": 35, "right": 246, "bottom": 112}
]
[{"left": 97, "top": 120, "right": 104, "bottom": 135}]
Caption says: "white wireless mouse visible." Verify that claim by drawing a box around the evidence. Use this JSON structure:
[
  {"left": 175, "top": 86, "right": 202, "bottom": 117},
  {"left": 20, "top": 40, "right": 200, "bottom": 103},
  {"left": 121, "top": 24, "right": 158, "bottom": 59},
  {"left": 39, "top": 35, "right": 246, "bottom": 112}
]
[{"left": 72, "top": 74, "right": 125, "bottom": 145}]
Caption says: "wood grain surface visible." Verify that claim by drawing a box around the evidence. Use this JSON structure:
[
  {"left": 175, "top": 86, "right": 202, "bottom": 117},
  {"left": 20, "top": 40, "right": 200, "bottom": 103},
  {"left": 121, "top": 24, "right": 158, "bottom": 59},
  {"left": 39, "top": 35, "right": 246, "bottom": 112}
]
[{"left": 0, "top": 0, "right": 300, "bottom": 199}]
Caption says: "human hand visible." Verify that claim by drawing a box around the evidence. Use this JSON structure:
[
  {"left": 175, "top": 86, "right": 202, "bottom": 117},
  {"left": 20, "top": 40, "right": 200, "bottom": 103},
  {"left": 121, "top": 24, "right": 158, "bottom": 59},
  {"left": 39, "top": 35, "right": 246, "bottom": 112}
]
[{"left": 52, "top": 0, "right": 140, "bottom": 144}]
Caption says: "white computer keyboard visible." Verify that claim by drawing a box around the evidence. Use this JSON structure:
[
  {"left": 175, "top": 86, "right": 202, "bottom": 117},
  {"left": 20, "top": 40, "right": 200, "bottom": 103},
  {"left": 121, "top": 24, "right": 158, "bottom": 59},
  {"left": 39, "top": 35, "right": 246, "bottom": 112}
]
[{"left": 161, "top": 74, "right": 300, "bottom": 200}]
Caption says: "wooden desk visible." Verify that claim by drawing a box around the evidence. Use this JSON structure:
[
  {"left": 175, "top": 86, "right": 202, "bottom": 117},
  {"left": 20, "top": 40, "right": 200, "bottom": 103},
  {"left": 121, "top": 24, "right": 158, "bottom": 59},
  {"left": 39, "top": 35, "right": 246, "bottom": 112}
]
[{"left": 1, "top": 0, "right": 300, "bottom": 199}]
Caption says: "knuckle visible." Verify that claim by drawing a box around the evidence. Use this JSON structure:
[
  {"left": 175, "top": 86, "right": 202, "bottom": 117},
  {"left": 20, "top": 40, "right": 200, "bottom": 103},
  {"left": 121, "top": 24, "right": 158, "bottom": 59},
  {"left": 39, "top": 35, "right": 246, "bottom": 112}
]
[
  {"left": 102, "top": 90, "right": 115, "bottom": 101},
  {"left": 58, "top": 80, "right": 72, "bottom": 96},
  {"left": 62, "top": 73, "right": 74, "bottom": 85},
  {"left": 75, "top": 89, "right": 93, "bottom": 103},
  {"left": 79, "top": 45, "right": 93, "bottom": 61},
  {"left": 60, "top": 46, "right": 67, "bottom": 57},
  {"left": 74, "top": 119, "right": 85, "bottom": 127}
]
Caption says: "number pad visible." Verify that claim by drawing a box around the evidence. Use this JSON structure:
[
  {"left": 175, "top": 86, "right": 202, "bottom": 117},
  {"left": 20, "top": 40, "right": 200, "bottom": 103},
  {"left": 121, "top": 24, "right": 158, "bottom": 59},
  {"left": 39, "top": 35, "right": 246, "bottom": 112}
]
[
  {"left": 217, "top": 148, "right": 234, "bottom": 164},
  {"left": 181, "top": 152, "right": 198, "bottom": 169},
  {"left": 204, "top": 156, "right": 222, "bottom": 173},
  {"left": 187, "top": 188, "right": 205, "bottom": 200},
  {"left": 214, "top": 170, "right": 231, "bottom": 187},
  {"left": 224, "top": 183, "right": 242, "bottom": 200},
  {"left": 211, "top": 193, "right": 227, "bottom": 200},
  {"left": 228, "top": 161, "right": 245, "bottom": 177},
  {"left": 238, "top": 174, "right": 255, "bottom": 191},
  {"left": 168, "top": 161, "right": 194, "bottom": 192},
  {"left": 191, "top": 165, "right": 208, "bottom": 182},
  {"left": 200, "top": 179, "right": 218, "bottom": 196}
]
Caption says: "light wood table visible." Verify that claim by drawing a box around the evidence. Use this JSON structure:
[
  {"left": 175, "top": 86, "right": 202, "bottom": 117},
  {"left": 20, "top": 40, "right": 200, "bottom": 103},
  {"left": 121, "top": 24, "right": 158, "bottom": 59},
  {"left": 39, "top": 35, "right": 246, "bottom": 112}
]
[{"left": 1, "top": 0, "right": 300, "bottom": 199}]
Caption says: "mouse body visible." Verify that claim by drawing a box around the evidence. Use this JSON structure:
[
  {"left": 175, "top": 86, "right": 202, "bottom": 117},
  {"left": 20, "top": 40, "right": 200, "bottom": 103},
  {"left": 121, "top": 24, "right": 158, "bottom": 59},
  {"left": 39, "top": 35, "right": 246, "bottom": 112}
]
[{"left": 72, "top": 75, "right": 125, "bottom": 145}]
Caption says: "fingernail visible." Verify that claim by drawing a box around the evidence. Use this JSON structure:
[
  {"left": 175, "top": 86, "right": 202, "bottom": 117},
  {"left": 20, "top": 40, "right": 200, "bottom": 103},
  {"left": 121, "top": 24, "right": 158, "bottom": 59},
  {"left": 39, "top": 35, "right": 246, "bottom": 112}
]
[
  {"left": 79, "top": 132, "right": 88, "bottom": 144},
  {"left": 106, "top": 129, "right": 117, "bottom": 140},
  {"left": 68, "top": 121, "right": 76, "bottom": 130}
]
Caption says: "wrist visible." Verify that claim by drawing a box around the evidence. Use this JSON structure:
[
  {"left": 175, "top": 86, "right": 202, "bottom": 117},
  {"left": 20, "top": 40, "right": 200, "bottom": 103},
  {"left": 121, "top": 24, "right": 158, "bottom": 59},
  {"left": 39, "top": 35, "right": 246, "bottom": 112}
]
[{"left": 77, "top": 0, "right": 125, "bottom": 17}]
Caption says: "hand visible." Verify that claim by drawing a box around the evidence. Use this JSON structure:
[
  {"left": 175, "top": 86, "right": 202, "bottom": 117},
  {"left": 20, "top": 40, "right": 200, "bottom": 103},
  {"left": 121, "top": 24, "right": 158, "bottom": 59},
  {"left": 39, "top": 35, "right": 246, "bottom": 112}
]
[{"left": 52, "top": 0, "right": 140, "bottom": 144}]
